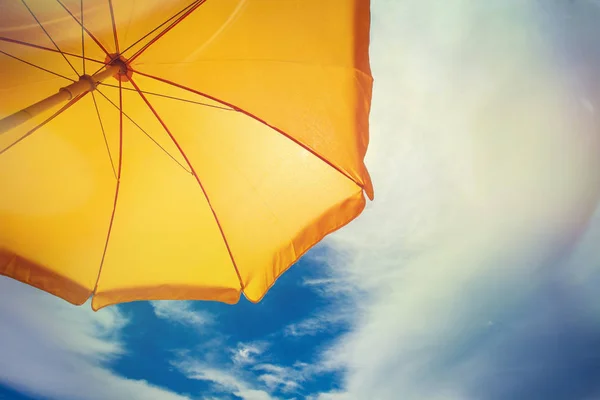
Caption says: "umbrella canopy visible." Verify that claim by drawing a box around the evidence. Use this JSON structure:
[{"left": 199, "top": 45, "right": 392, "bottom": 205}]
[{"left": 0, "top": 0, "right": 373, "bottom": 310}]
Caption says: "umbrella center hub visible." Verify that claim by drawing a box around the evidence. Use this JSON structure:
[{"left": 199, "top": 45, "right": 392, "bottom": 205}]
[{"left": 104, "top": 54, "right": 133, "bottom": 82}]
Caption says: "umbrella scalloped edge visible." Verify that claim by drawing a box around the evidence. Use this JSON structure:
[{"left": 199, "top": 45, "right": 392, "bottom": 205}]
[
  {"left": 242, "top": 188, "right": 366, "bottom": 304},
  {"left": 0, "top": 189, "right": 366, "bottom": 310},
  {"left": 91, "top": 285, "right": 241, "bottom": 311},
  {"left": 0, "top": 249, "right": 91, "bottom": 305}
]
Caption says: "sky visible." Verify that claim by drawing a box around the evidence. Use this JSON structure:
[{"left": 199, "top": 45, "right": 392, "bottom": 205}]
[{"left": 2, "top": 0, "right": 600, "bottom": 399}]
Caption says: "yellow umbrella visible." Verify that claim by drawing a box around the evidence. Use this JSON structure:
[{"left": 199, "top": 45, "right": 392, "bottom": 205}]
[{"left": 0, "top": 0, "right": 373, "bottom": 310}]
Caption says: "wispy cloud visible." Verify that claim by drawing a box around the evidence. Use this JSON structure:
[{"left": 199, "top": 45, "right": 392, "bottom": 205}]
[
  {"left": 305, "top": 392, "right": 348, "bottom": 400},
  {"left": 150, "top": 300, "right": 213, "bottom": 328},
  {"left": 283, "top": 312, "right": 347, "bottom": 337},
  {"left": 230, "top": 341, "right": 268, "bottom": 366},
  {"left": 173, "top": 359, "right": 276, "bottom": 400},
  {"left": 253, "top": 363, "right": 310, "bottom": 393},
  {"left": 171, "top": 341, "right": 314, "bottom": 398},
  {"left": 0, "top": 278, "right": 190, "bottom": 400},
  {"left": 299, "top": 277, "right": 356, "bottom": 298},
  {"left": 280, "top": 274, "right": 358, "bottom": 338}
]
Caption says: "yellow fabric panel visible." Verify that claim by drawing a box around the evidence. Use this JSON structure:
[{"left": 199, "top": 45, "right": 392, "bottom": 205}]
[
  {"left": 0, "top": 41, "right": 79, "bottom": 92},
  {"left": 0, "top": 48, "right": 69, "bottom": 118},
  {"left": 0, "top": 95, "right": 118, "bottom": 304},
  {"left": 129, "top": 74, "right": 366, "bottom": 302},
  {"left": 92, "top": 85, "right": 242, "bottom": 310},
  {"left": 135, "top": 0, "right": 374, "bottom": 199},
  {"left": 0, "top": 0, "right": 108, "bottom": 76}
]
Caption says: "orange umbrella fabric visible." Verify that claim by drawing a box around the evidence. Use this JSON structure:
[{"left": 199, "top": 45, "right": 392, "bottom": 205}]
[{"left": 0, "top": 0, "right": 373, "bottom": 310}]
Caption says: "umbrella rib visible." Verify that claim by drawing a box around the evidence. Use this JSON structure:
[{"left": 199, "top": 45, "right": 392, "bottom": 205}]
[
  {"left": 0, "top": 49, "right": 75, "bottom": 82},
  {"left": 0, "top": 37, "right": 105, "bottom": 64},
  {"left": 132, "top": 69, "right": 368, "bottom": 194},
  {"left": 88, "top": 0, "right": 202, "bottom": 77},
  {"left": 20, "top": 0, "right": 79, "bottom": 76},
  {"left": 0, "top": 93, "right": 87, "bottom": 156},
  {"left": 107, "top": 0, "right": 119, "bottom": 53},
  {"left": 80, "top": 0, "right": 85, "bottom": 74},
  {"left": 91, "top": 92, "right": 117, "bottom": 179},
  {"left": 129, "top": 77, "right": 246, "bottom": 291},
  {"left": 95, "top": 88, "right": 192, "bottom": 174},
  {"left": 125, "top": 0, "right": 206, "bottom": 62},
  {"left": 55, "top": 0, "right": 110, "bottom": 56},
  {"left": 92, "top": 81, "right": 124, "bottom": 296},
  {"left": 98, "top": 82, "right": 235, "bottom": 111}
]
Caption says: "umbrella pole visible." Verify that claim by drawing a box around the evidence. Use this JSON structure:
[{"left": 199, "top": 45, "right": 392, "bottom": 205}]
[{"left": 0, "top": 64, "right": 121, "bottom": 135}]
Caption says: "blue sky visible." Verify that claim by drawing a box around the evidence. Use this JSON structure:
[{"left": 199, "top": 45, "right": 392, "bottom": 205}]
[{"left": 2, "top": 1, "right": 600, "bottom": 399}]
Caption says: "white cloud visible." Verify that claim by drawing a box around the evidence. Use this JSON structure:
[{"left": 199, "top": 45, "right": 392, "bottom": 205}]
[
  {"left": 305, "top": 393, "right": 349, "bottom": 400},
  {"left": 299, "top": 277, "right": 349, "bottom": 297},
  {"left": 309, "top": 0, "right": 600, "bottom": 399},
  {"left": 281, "top": 275, "right": 358, "bottom": 338},
  {"left": 174, "top": 360, "right": 276, "bottom": 400},
  {"left": 172, "top": 345, "right": 311, "bottom": 398},
  {"left": 258, "top": 373, "right": 299, "bottom": 393},
  {"left": 253, "top": 363, "right": 307, "bottom": 393},
  {"left": 0, "top": 277, "right": 191, "bottom": 400},
  {"left": 230, "top": 342, "right": 268, "bottom": 366},
  {"left": 283, "top": 311, "right": 346, "bottom": 337},
  {"left": 150, "top": 300, "right": 213, "bottom": 328}
]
